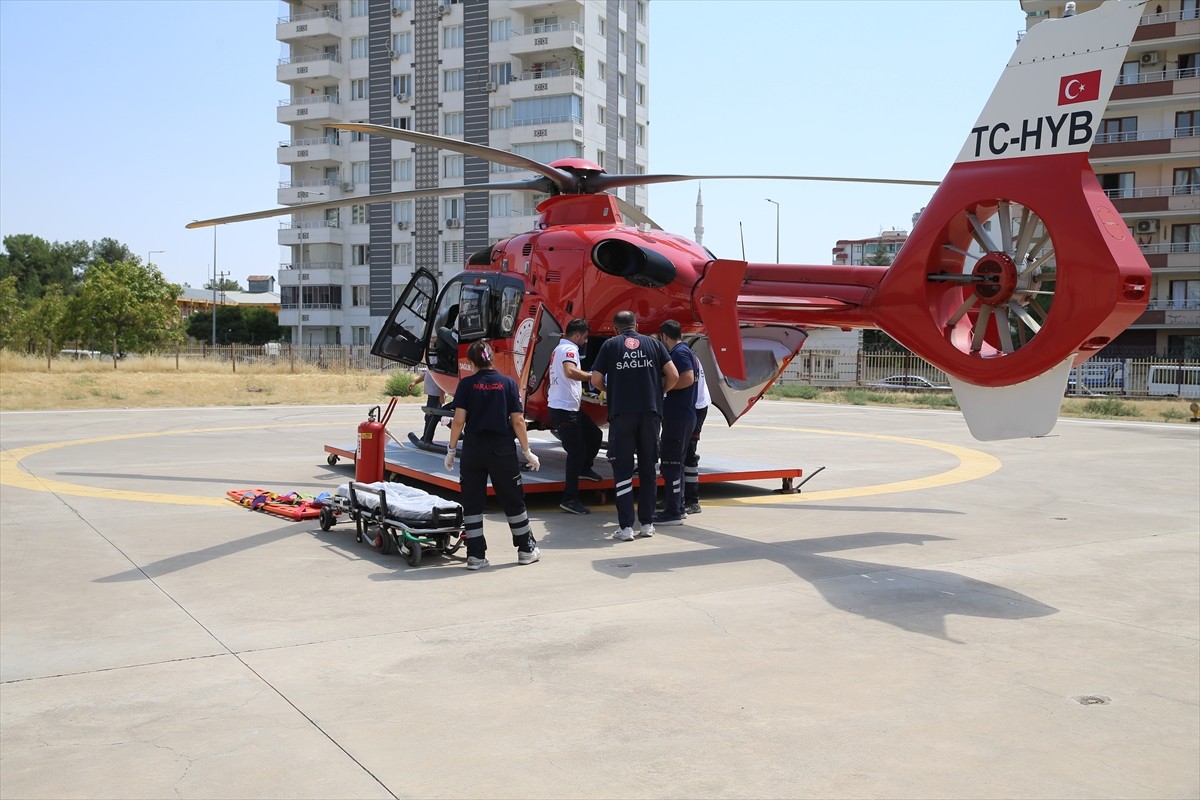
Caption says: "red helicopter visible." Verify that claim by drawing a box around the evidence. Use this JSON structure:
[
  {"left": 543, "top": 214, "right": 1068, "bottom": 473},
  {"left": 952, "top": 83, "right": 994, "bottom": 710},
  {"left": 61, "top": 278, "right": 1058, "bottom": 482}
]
[{"left": 190, "top": 0, "right": 1149, "bottom": 443}]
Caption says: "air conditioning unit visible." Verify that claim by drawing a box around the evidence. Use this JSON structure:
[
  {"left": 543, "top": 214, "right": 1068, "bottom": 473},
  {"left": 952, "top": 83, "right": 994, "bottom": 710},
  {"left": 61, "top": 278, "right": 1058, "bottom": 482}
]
[
  {"left": 342, "top": 182, "right": 354, "bottom": 191},
  {"left": 391, "top": 6, "right": 403, "bottom": 15},
  {"left": 438, "top": 4, "right": 450, "bottom": 15},
  {"left": 485, "top": 81, "right": 498, "bottom": 93},
  {"left": 1135, "top": 219, "right": 1159, "bottom": 234},
  {"left": 388, "top": 49, "right": 399, "bottom": 61},
  {"left": 446, "top": 218, "right": 462, "bottom": 228},
  {"left": 395, "top": 92, "right": 410, "bottom": 102},
  {"left": 396, "top": 221, "right": 409, "bottom": 230},
  {"left": 1140, "top": 51, "right": 1159, "bottom": 65}
]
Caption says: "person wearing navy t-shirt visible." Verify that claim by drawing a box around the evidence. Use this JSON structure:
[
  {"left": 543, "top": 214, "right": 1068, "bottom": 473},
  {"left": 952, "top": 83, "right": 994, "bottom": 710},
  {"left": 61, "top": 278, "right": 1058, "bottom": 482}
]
[
  {"left": 654, "top": 320, "right": 697, "bottom": 526},
  {"left": 444, "top": 341, "right": 542, "bottom": 571},
  {"left": 590, "top": 310, "right": 678, "bottom": 542}
]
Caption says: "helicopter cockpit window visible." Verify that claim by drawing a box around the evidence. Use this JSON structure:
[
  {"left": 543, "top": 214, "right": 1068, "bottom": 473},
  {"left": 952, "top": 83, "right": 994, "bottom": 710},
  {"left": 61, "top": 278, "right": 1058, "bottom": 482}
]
[
  {"left": 457, "top": 285, "right": 489, "bottom": 340},
  {"left": 497, "top": 285, "right": 523, "bottom": 336}
]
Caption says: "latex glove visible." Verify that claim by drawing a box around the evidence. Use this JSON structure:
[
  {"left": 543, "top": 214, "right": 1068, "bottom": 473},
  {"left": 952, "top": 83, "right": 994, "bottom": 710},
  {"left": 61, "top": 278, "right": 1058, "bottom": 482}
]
[
  {"left": 444, "top": 449, "right": 456, "bottom": 472},
  {"left": 523, "top": 449, "right": 541, "bottom": 472}
]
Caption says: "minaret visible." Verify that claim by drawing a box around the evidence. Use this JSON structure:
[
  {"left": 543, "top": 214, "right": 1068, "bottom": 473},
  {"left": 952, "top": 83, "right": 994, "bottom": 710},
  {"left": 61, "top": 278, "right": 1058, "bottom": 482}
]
[{"left": 694, "top": 185, "right": 704, "bottom": 245}]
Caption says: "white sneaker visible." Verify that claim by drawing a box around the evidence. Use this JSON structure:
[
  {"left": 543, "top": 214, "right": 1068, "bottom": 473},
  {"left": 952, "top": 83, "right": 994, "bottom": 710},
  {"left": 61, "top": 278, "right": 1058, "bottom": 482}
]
[
  {"left": 637, "top": 523, "right": 655, "bottom": 538},
  {"left": 518, "top": 547, "right": 540, "bottom": 565},
  {"left": 465, "top": 556, "right": 490, "bottom": 570},
  {"left": 612, "top": 527, "right": 635, "bottom": 541}
]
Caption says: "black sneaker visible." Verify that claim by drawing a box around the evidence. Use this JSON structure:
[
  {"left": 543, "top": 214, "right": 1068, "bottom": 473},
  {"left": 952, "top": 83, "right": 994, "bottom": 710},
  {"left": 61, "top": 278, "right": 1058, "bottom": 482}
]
[
  {"left": 559, "top": 498, "right": 590, "bottom": 515},
  {"left": 684, "top": 502, "right": 701, "bottom": 515},
  {"left": 652, "top": 512, "right": 685, "bottom": 526},
  {"left": 579, "top": 468, "right": 603, "bottom": 482}
]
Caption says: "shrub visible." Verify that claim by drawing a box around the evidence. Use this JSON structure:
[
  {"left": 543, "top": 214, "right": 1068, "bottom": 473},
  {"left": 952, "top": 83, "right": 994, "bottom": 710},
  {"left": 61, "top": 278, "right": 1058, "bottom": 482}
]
[
  {"left": 1079, "top": 397, "right": 1140, "bottom": 418},
  {"left": 768, "top": 384, "right": 821, "bottom": 400},
  {"left": 383, "top": 370, "right": 421, "bottom": 397},
  {"left": 1160, "top": 407, "right": 1187, "bottom": 422}
]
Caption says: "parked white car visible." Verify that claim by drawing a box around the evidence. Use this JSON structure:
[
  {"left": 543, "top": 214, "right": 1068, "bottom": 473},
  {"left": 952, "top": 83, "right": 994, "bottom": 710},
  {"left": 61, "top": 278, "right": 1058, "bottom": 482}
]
[{"left": 866, "top": 375, "right": 951, "bottom": 391}]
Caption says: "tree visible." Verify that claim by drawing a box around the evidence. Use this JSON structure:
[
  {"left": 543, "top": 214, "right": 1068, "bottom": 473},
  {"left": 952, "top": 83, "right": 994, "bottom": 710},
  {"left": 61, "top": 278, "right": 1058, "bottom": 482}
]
[
  {"left": 185, "top": 305, "right": 283, "bottom": 344},
  {"left": 0, "top": 235, "right": 89, "bottom": 300},
  {"left": 70, "top": 259, "right": 182, "bottom": 357},
  {"left": 0, "top": 275, "right": 25, "bottom": 350},
  {"left": 17, "top": 284, "right": 73, "bottom": 356},
  {"left": 204, "top": 277, "right": 243, "bottom": 291},
  {"left": 243, "top": 307, "right": 286, "bottom": 344},
  {"left": 89, "top": 238, "right": 135, "bottom": 267}
]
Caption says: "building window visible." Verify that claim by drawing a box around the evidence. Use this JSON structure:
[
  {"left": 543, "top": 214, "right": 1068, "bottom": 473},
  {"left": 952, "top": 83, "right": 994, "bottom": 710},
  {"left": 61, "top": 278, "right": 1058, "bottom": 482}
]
[
  {"left": 391, "top": 116, "right": 411, "bottom": 130},
  {"left": 636, "top": 41, "right": 645, "bottom": 65},
  {"left": 635, "top": 123, "right": 645, "bottom": 147},
  {"left": 598, "top": 17, "right": 605, "bottom": 36},
  {"left": 443, "top": 112, "right": 463, "bottom": 135},
  {"left": 393, "top": 158, "right": 412, "bottom": 182},
  {"left": 635, "top": 82, "right": 645, "bottom": 105},
  {"left": 443, "top": 197, "right": 462, "bottom": 220},
  {"left": 443, "top": 155, "right": 463, "bottom": 178},
  {"left": 391, "top": 32, "right": 412, "bottom": 55},
  {"left": 351, "top": 161, "right": 369, "bottom": 184},
  {"left": 489, "top": 106, "right": 511, "bottom": 130},
  {"left": 351, "top": 204, "right": 367, "bottom": 224},
  {"left": 352, "top": 285, "right": 369, "bottom": 307},
  {"left": 1171, "top": 223, "right": 1200, "bottom": 252},
  {"left": 512, "top": 95, "right": 582, "bottom": 126},
  {"left": 350, "top": 37, "right": 369, "bottom": 59},
  {"left": 513, "top": 141, "right": 582, "bottom": 162},
  {"left": 352, "top": 326, "right": 371, "bottom": 346},
  {"left": 597, "top": 61, "right": 606, "bottom": 81},
  {"left": 618, "top": 30, "right": 626, "bottom": 53},
  {"left": 350, "top": 0, "right": 368, "bottom": 17},
  {"left": 393, "top": 200, "right": 413, "bottom": 224},
  {"left": 596, "top": 150, "right": 605, "bottom": 169},
  {"left": 531, "top": 15, "right": 557, "bottom": 32},
  {"left": 1180, "top": 53, "right": 1199, "bottom": 79},
  {"left": 351, "top": 245, "right": 369, "bottom": 266},
  {"left": 597, "top": 105, "right": 606, "bottom": 125},
  {"left": 1176, "top": 109, "right": 1199, "bottom": 137},
  {"left": 636, "top": 1, "right": 645, "bottom": 22},
  {"left": 443, "top": 241, "right": 464, "bottom": 264},
  {"left": 1098, "top": 116, "right": 1137, "bottom": 143},
  {"left": 1097, "top": 172, "right": 1134, "bottom": 199},
  {"left": 351, "top": 78, "right": 369, "bottom": 100},
  {"left": 490, "top": 193, "right": 512, "bottom": 217},
  {"left": 1173, "top": 167, "right": 1200, "bottom": 195},
  {"left": 349, "top": 120, "right": 368, "bottom": 142},
  {"left": 618, "top": 73, "right": 626, "bottom": 96},
  {"left": 443, "top": 25, "right": 463, "bottom": 48},
  {"left": 1118, "top": 60, "right": 1138, "bottom": 84},
  {"left": 443, "top": 69, "right": 464, "bottom": 92},
  {"left": 392, "top": 75, "right": 411, "bottom": 97},
  {"left": 393, "top": 242, "right": 412, "bottom": 265},
  {"left": 489, "top": 18, "right": 512, "bottom": 42},
  {"left": 489, "top": 62, "right": 512, "bottom": 85},
  {"left": 1169, "top": 280, "right": 1200, "bottom": 309}
]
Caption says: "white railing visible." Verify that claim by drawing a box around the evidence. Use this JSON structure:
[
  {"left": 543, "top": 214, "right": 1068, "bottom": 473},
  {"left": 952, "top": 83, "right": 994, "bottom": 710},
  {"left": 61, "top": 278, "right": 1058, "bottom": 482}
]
[
  {"left": 280, "top": 262, "right": 341, "bottom": 270},
  {"left": 1140, "top": 8, "right": 1200, "bottom": 24},
  {"left": 1103, "top": 184, "right": 1200, "bottom": 199},
  {"left": 278, "top": 9, "right": 339, "bottom": 24},
  {"left": 1093, "top": 126, "right": 1194, "bottom": 144},
  {"left": 1146, "top": 299, "right": 1200, "bottom": 310},
  {"left": 512, "top": 114, "right": 583, "bottom": 127},
  {"left": 279, "top": 136, "right": 338, "bottom": 148},
  {"left": 278, "top": 95, "right": 341, "bottom": 107},
  {"left": 517, "top": 21, "right": 583, "bottom": 35},
  {"left": 279, "top": 221, "right": 341, "bottom": 230},
  {"left": 1116, "top": 67, "right": 1198, "bottom": 84},
  {"left": 279, "top": 178, "right": 339, "bottom": 189},
  {"left": 515, "top": 68, "right": 581, "bottom": 81},
  {"left": 278, "top": 53, "right": 341, "bottom": 66},
  {"left": 1138, "top": 242, "right": 1200, "bottom": 254}
]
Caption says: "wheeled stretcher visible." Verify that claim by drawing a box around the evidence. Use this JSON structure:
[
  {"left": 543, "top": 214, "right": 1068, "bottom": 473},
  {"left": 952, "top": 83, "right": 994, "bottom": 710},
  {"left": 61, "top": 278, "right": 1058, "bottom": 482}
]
[{"left": 319, "top": 481, "right": 465, "bottom": 567}]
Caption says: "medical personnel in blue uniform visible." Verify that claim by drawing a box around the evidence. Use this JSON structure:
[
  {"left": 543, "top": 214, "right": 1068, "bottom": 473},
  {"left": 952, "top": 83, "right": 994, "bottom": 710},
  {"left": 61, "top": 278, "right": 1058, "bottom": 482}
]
[
  {"left": 590, "top": 311, "right": 678, "bottom": 541},
  {"left": 444, "top": 341, "right": 541, "bottom": 570}
]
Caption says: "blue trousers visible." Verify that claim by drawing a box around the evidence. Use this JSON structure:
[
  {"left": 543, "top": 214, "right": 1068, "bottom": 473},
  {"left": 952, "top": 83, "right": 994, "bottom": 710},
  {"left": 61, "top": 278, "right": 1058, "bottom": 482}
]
[
  {"left": 607, "top": 412, "right": 661, "bottom": 530},
  {"left": 659, "top": 413, "right": 696, "bottom": 518}
]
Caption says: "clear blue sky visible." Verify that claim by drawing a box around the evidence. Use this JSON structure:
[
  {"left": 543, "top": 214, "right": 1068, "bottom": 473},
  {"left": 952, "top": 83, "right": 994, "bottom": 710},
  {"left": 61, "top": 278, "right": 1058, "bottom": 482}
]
[{"left": 0, "top": 0, "right": 1024, "bottom": 290}]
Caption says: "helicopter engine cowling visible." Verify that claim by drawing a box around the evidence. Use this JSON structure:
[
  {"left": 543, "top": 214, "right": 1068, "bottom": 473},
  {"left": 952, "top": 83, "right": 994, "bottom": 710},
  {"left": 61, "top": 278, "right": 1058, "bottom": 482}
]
[{"left": 590, "top": 239, "right": 677, "bottom": 289}]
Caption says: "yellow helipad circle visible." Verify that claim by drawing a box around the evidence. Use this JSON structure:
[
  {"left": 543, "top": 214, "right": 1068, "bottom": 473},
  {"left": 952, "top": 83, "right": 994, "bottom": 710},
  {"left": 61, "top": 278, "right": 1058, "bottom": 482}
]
[{"left": 0, "top": 422, "right": 1000, "bottom": 507}]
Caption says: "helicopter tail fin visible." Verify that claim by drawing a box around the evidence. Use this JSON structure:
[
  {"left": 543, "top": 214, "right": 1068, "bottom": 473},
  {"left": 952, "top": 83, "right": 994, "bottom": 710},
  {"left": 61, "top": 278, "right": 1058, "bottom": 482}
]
[{"left": 867, "top": 0, "right": 1149, "bottom": 439}]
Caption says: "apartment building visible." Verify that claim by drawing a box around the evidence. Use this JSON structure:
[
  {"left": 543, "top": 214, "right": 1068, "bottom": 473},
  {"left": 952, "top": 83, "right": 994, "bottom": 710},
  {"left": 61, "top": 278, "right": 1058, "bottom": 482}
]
[
  {"left": 275, "top": 0, "right": 650, "bottom": 346},
  {"left": 1024, "top": 0, "right": 1199, "bottom": 357},
  {"left": 831, "top": 229, "right": 909, "bottom": 266}
]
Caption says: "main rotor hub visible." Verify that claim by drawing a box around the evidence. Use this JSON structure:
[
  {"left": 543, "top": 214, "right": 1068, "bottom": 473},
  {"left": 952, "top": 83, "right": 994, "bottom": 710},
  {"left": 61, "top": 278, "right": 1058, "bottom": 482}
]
[{"left": 973, "top": 252, "right": 1018, "bottom": 305}]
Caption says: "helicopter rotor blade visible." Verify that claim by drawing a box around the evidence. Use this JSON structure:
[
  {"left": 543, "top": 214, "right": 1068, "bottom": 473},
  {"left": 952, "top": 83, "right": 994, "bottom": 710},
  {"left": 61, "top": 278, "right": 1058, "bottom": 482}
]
[
  {"left": 614, "top": 198, "right": 662, "bottom": 230},
  {"left": 333, "top": 123, "right": 575, "bottom": 192},
  {"left": 185, "top": 179, "right": 551, "bottom": 229},
  {"left": 593, "top": 173, "right": 941, "bottom": 192}
]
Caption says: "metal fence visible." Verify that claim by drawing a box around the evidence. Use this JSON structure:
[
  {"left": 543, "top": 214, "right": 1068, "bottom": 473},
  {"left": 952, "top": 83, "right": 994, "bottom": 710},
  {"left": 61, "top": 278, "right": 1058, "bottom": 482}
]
[
  {"left": 139, "top": 344, "right": 418, "bottom": 374},
  {"left": 779, "top": 351, "right": 1200, "bottom": 398}
]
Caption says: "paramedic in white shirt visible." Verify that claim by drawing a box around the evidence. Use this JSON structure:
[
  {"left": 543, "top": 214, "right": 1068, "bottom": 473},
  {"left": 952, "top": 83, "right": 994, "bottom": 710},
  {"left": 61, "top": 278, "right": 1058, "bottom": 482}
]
[
  {"left": 683, "top": 356, "right": 711, "bottom": 515},
  {"left": 549, "top": 318, "right": 603, "bottom": 515}
]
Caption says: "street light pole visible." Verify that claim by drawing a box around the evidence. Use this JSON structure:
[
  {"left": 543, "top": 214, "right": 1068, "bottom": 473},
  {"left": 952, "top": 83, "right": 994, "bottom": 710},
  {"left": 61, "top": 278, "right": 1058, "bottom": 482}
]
[
  {"left": 765, "top": 198, "right": 780, "bottom": 263},
  {"left": 211, "top": 227, "right": 218, "bottom": 346},
  {"left": 147, "top": 250, "right": 165, "bottom": 265}
]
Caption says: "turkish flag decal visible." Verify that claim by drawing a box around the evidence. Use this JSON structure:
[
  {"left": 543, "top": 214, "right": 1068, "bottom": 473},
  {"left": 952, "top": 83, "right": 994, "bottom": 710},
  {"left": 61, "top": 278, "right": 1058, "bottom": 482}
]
[{"left": 1058, "top": 70, "right": 1102, "bottom": 105}]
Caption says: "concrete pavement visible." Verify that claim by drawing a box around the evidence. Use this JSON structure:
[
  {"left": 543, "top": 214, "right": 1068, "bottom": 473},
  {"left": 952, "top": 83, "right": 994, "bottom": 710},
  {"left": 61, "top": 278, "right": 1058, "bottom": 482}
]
[{"left": 1, "top": 401, "right": 1197, "bottom": 799}]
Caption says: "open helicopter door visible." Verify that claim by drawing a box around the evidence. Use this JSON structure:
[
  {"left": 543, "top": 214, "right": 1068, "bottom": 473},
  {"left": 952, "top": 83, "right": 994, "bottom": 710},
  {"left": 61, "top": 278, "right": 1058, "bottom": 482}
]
[
  {"left": 370, "top": 267, "right": 438, "bottom": 366},
  {"left": 514, "top": 304, "right": 563, "bottom": 405},
  {"left": 688, "top": 326, "right": 807, "bottom": 426}
]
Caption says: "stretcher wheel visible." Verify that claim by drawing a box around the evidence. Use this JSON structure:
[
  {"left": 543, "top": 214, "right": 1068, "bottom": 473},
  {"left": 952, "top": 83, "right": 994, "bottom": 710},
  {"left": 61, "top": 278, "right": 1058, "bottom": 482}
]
[
  {"left": 405, "top": 536, "right": 423, "bottom": 567},
  {"left": 378, "top": 526, "right": 393, "bottom": 556},
  {"left": 326, "top": 454, "right": 339, "bottom": 466},
  {"left": 319, "top": 506, "right": 334, "bottom": 531}
]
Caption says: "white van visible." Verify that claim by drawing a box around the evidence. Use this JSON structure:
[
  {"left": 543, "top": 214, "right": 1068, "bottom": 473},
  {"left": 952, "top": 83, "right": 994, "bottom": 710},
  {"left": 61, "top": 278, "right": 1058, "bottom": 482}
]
[{"left": 1146, "top": 365, "right": 1200, "bottom": 399}]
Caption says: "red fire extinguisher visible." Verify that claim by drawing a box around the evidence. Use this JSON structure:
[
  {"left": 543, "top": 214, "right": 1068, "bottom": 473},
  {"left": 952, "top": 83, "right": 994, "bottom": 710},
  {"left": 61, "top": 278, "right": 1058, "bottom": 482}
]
[{"left": 355, "top": 396, "right": 397, "bottom": 484}]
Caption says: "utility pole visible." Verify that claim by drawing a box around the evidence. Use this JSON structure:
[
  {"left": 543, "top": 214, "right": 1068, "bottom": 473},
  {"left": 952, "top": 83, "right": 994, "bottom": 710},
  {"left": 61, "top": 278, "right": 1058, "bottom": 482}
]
[
  {"left": 765, "top": 198, "right": 780, "bottom": 263},
  {"left": 211, "top": 227, "right": 218, "bottom": 346}
]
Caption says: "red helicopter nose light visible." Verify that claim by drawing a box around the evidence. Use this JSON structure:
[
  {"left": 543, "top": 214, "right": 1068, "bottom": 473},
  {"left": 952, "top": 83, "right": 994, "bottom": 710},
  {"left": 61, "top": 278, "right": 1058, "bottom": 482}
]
[
  {"left": 1123, "top": 277, "right": 1147, "bottom": 301},
  {"left": 1079, "top": 337, "right": 1110, "bottom": 351}
]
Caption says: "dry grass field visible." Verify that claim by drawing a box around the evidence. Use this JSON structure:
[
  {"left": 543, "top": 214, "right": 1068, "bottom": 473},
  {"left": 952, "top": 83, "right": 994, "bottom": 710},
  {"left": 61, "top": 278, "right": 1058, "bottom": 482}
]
[{"left": 0, "top": 353, "right": 1194, "bottom": 424}]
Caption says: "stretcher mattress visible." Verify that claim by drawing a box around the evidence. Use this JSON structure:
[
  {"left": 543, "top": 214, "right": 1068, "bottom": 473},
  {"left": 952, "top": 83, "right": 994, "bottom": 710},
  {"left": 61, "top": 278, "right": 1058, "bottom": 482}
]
[{"left": 337, "top": 481, "right": 462, "bottom": 524}]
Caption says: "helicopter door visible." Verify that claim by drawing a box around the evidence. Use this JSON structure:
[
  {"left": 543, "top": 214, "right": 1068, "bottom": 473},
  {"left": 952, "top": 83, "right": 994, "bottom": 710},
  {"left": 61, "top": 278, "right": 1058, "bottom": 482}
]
[
  {"left": 514, "top": 305, "right": 563, "bottom": 404},
  {"left": 687, "top": 326, "right": 808, "bottom": 426},
  {"left": 370, "top": 268, "right": 438, "bottom": 366}
]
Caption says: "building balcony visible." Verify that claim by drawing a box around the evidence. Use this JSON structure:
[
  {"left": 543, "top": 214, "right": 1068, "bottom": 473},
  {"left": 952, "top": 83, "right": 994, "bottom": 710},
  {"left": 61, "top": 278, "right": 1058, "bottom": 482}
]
[
  {"left": 278, "top": 221, "right": 345, "bottom": 248},
  {"left": 278, "top": 264, "right": 344, "bottom": 289},
  {"left": 1111, "top": 69, "right": 1200, "bottom": 102},
  {"left": 277, "top": 53, "right": 345, "bottom": 84},
  {"left": 1131, "top": 302, "right": 1200, "bottom": 327},
  {"left": 277, "top": 95, "right": 345, "bottom": 125},
  {"left": 1138, "top": 241, "right": 1200, "bottom": 270},
  {"left": 277, "top": 178, "right": 346, "bottom": 206},
  {"left": 276, "top": 9, "right": 342, "bottom": 43},
  {"left": 1133, "top": 7, "right": 1200, "bottom": 42},
  {"left": 509, "top": 68, "right": 583, "bottom": 99},
  {"left": 1091, "top": 126, "right": 1196, "bottom": 161},
  {"left": 508, "top": 22, "right": 585, "bottom": 56},
  {"left": 277, "top": 137, "right": 343, "bottom": 166},
  {"left": 508, "top": 116, "right": 584, "bottom": 145}
]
